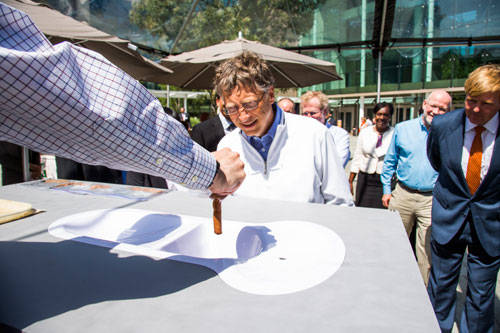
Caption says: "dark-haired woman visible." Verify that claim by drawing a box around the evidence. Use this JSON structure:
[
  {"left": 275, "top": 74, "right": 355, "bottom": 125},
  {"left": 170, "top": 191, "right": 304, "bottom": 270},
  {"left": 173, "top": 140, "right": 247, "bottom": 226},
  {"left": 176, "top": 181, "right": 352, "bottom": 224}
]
[{"left": 349, "top": 103, "right": 395, "bottom": 208}]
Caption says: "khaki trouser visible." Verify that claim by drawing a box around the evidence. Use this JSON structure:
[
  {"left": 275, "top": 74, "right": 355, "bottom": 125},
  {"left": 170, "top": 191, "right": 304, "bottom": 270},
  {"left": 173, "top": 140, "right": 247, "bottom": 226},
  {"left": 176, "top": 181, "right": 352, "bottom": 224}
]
[{"left": 389, "top": 183, "right": 432, "bottom": 286}]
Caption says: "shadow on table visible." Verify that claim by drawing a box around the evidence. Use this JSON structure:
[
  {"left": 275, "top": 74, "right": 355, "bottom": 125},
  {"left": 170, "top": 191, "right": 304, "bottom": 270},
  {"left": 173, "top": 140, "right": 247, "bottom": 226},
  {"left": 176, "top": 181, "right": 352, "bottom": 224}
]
[{"left": 0, "top": 239, "right": 216, "bottom": 329}]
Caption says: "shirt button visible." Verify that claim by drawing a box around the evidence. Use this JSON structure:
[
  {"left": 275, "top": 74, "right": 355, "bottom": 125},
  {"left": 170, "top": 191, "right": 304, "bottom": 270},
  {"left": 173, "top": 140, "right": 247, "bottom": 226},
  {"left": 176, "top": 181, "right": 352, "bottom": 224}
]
[
  {"left": 155, "top": 158, "right": 163, "bottom": 166},
  {"left": 192, "top": 175, "right": 198, "bottom": 183}
]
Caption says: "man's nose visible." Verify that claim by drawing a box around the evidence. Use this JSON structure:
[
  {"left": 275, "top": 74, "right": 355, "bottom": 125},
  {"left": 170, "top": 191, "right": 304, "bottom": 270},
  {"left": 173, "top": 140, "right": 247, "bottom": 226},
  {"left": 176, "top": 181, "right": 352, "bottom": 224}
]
[{"left": 238, "top": 109, "right": 251, "bottom": 120}]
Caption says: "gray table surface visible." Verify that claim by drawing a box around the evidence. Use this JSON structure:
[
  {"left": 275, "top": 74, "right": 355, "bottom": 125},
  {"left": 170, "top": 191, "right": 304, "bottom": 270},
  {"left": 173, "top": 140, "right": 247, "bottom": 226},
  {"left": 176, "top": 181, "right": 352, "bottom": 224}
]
[{"left": 0, "top": 181, "right": 439, "bottom": 332}]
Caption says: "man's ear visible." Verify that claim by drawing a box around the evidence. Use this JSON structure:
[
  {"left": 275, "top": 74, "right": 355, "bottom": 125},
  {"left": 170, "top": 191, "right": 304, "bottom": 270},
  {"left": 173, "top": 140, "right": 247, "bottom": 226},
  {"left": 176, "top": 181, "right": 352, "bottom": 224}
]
[
  {"left": 422, "top": 99, "right": 428, "bottom": 109},
  {"left": 268, "top": 86, "right": 275, "bottom": 104}
]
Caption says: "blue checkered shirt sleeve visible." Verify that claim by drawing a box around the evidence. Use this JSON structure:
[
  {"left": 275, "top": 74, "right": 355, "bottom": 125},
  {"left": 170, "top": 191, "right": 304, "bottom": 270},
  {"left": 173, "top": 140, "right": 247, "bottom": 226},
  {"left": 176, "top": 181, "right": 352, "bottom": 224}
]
[{"left": 0, "top": 3, "right": 216, "bottom": 189}]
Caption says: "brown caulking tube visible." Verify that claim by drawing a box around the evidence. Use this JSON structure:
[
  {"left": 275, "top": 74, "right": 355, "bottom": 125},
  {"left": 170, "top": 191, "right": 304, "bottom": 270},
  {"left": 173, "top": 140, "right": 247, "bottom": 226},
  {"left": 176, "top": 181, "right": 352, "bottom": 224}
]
[{"left": 213, "top": 198, "right": 222, "bottom": 234}]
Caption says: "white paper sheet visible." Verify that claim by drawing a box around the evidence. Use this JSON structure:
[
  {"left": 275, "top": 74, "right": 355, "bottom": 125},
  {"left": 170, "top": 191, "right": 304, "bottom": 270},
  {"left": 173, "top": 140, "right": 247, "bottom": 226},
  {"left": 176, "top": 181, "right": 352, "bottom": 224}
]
[{"left": 48, "top": 209, "right": 345, "bottom": 295}]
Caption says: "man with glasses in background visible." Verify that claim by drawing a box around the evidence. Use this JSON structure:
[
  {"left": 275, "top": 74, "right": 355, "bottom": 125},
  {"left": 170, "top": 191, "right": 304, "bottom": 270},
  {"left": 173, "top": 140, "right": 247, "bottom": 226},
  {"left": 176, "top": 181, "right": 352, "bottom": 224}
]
[
  {"left": 300, "top": 90, "right": 351, "bottom": 168},
  {"left": 215, "top": 51, "right": 353, "bottom": 206},
  {"left": 381, "top": 89, "right": 452, "bottom": 286}
]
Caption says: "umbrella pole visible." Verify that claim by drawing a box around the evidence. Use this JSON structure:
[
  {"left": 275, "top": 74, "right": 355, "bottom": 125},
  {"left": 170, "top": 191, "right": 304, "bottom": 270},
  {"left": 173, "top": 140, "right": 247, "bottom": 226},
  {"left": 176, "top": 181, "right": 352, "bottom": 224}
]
[
  {"left": 22, "top": 146, "right": 30, "bottom": 182},
  {"left": 167, "top": 85, "right": 170, "bottom": 107},
  {"left": 376, "top": 51, "right": 382, "bottom": 103}
]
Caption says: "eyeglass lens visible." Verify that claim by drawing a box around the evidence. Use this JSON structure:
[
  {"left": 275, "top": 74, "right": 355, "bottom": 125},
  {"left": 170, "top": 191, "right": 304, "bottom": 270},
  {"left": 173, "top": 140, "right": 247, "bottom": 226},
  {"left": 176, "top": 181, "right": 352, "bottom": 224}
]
[{"left": 225, "top": 97, "right": 262, "bottom": 115}]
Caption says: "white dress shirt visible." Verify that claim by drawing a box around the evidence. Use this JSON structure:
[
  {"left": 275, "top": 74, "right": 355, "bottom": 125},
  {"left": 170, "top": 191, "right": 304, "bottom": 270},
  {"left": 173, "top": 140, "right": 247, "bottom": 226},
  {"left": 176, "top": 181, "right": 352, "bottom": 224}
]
[
  {"left": 218, "top": 113, "right": 354, "bottom": 206},
  {"left": 351, "top": 125, "right": 394, "bottom": 174},
  {"left": 461, "top": 112, "right": 498, "bottom": 181}
]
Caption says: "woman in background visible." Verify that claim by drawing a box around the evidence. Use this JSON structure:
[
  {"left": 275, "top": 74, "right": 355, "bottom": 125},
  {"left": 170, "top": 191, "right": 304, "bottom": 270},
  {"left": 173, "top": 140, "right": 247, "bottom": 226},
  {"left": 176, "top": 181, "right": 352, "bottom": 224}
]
[{"left": 349, "top": 102, "right": 394, "bottom": 208}]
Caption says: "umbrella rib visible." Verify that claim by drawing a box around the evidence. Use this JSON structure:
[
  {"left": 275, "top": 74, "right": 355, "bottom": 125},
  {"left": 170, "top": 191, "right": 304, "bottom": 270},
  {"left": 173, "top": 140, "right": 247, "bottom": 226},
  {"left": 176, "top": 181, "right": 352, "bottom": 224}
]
[
  {"left": 106, "top": 41, "right": 140, "bottom": 59},
  {"left": 182, "top": 64, "right": 212, "bottom": 88},
  {"left": 105, "top": 42, "right": 173, "bottom": 73},
  {"left": 269, "top": 63, "right": 299, "bottom": 87},
  {"left": 303, "top": 64, "right": 341, "bottom": 80},
  {"left": 73, "top": 39, "right": 89, "bottom": 45}
]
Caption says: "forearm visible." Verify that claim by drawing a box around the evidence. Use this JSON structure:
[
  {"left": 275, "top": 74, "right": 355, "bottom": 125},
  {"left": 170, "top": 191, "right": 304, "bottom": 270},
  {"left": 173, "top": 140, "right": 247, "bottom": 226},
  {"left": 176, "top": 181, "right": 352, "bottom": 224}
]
[
  {"left": 0, "top": 38, "right": 216, "bottom": 189},
  {"left": 380, "top": 168, "right": 394, "bottom": 195},
  {"left": 349, "top": 172, "right": 356, "bottom": 183},
  {"left": 380, "top": 135, "right": 398, "bottom": 194}
]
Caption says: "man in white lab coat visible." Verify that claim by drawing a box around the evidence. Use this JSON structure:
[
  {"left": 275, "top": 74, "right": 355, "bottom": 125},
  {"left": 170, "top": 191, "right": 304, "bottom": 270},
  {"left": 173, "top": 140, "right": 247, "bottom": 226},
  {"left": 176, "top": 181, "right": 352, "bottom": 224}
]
[{"left": 215, "top": 51, "right": 353, "bottom": 206}]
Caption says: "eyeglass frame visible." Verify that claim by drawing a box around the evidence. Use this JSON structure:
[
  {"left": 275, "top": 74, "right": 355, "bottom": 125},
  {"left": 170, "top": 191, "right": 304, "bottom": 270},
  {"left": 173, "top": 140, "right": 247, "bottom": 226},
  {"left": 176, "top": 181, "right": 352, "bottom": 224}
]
[
  {"left": 302, "top": 110, "right": 322, "bottom": 117},
  {"left": 222, "top": 93, "right": 266, "bottom": 116},
  {"left": 302, "top": 107, "right": 327, "bottom": 117}
]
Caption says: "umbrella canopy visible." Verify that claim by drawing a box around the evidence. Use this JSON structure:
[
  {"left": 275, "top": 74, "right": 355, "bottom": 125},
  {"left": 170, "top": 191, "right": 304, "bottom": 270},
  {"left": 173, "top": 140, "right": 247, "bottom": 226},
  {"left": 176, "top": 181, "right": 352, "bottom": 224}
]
[
  {"left": 4, "top": 0, "right": 173, "bottom": 83},
  {"left": 160, "top": 37, "right": 342, "bottom": 89}
]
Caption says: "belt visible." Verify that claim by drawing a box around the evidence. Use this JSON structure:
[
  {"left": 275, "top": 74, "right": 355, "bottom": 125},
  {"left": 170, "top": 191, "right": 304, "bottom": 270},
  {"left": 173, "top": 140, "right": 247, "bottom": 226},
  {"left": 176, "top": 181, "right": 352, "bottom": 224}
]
[{"left": 398, "top": 182, "right": 433, "bottom": 195}]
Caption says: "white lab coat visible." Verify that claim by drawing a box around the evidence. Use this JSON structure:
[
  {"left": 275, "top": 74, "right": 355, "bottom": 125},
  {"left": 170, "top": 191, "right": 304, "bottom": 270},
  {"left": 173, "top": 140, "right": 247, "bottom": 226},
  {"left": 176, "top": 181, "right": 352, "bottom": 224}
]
[
  {"left": 328, "top": 125, "right": 351, "bottom": 168},
  {"left": 217, "top": 112, "right": 354, "bottom": 206}
]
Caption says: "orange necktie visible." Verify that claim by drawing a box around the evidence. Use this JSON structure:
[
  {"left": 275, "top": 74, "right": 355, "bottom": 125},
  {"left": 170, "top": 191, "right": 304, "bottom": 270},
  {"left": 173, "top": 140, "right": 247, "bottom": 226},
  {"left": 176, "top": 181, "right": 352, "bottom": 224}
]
[{"left": 466, "top": 126, "right": 485, "bottom": 195}]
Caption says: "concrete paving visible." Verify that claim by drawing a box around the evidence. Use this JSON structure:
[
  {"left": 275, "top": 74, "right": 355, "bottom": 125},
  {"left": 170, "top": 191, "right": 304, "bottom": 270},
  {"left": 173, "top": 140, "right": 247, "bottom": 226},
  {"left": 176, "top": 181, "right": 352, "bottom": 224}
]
[{"left": 345, "top": 134, "right": 500, "bottom": 332}]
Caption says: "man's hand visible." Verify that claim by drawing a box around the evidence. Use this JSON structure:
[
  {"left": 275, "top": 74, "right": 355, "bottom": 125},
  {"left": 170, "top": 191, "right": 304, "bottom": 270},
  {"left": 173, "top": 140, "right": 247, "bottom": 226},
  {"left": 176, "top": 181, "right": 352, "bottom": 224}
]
[
  {"left": 208, "top": 148, "right": 245, "bottom": 199},
  {"left": 382, "top": 194, "right": 392, "bottom": 208}
]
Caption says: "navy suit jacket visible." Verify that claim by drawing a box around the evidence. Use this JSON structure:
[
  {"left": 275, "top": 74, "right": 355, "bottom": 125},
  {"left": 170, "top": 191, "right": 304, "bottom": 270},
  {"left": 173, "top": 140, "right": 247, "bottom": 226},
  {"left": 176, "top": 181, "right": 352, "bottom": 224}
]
[
  {"left": 190, "top": 115, "right": 226, "bottom": 152},
  {"left": 427, "top": 109, "right": 500, "bottom": 257}
]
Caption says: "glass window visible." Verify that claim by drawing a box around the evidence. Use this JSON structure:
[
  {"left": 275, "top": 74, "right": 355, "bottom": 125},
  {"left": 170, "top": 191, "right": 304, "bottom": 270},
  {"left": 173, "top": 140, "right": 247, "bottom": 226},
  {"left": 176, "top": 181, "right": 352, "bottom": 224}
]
[
  {"left": 300, "top": 0, "right": 375, "bottom": 45},
  {"left": 392, "top": 0, "right": 500, "bottom": 39}
]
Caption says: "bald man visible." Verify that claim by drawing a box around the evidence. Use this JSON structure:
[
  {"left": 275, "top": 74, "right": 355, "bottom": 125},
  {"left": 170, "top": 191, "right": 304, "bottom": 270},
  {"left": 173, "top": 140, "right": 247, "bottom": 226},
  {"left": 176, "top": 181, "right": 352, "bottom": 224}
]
[
  {"left": 381, "top": 90, "right": 452, "bottom": 285},
  {"left": 277, "top": 98, "right": 295, "bottom": 113}
]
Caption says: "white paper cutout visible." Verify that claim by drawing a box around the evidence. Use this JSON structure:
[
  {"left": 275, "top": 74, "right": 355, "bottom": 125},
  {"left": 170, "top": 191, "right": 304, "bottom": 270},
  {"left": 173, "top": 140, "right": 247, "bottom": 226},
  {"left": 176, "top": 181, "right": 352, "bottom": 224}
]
[{"left": 48, "top": 209, "right": 345, "bottom": 295}]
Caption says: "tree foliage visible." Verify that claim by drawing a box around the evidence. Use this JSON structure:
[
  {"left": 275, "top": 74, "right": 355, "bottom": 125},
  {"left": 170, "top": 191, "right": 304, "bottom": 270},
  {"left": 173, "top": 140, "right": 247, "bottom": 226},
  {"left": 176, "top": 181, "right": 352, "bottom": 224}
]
[{"left": 130, "top": 0, "right": 326, "bottom": 52}]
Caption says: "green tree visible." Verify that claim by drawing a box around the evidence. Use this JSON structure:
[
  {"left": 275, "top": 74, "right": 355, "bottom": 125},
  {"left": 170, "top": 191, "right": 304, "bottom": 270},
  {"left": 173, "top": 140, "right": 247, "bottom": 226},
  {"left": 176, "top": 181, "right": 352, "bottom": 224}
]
[{"left": 130, "top": 0, "right": 326, "bottom": 52}]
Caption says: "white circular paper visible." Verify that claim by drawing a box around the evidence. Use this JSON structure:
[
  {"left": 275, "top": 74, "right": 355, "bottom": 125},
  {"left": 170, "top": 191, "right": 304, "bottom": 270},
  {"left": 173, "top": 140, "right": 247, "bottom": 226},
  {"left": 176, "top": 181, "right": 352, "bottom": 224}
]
[{"left": 49, "top": 209, "right": 345, "bottom": 295}]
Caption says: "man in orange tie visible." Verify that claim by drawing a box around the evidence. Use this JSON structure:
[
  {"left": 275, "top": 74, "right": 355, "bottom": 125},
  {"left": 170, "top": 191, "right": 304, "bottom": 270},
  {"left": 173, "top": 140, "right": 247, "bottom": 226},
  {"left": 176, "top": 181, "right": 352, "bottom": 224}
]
[{"left": 426, "top": 64, "right": 500, "bottom": 333}]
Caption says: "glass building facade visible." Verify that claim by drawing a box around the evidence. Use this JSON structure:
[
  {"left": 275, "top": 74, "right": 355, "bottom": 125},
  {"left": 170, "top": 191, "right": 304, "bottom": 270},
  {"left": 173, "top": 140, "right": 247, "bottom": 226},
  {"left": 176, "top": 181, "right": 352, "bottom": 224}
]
[
  {"left": 43, "top": 0, "right": 500, "bottom": 130},
  {"left": 289, "top": 0, "right": 500, "bottom": 130}
]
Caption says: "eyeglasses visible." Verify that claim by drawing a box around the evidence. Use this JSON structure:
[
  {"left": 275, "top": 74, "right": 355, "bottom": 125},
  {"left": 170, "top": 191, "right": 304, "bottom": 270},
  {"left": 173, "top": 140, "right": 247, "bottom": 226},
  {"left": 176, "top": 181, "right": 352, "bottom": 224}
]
[
  {"left": 302, "top": 111, "right": 321, "bottom": 117},
  {"left": 223, "top": 94, "right": 265, "bottom": 115}
]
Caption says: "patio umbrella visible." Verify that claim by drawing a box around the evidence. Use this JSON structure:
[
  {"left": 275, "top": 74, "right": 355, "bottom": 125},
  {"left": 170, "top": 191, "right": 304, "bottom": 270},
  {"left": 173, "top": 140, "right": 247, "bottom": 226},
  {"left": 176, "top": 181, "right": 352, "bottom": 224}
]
[
  {"left": 4, "top": 0, "right": 173, "bottom": 83},
  {"left": 160, "top": 37, "right": 342, "bottom": 89}
]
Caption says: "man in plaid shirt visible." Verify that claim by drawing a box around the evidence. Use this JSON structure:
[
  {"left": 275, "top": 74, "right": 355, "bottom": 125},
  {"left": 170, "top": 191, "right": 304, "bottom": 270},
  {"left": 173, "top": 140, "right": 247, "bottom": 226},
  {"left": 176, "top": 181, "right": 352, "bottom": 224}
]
[{"left": 0, "top": 3, "right": 244, "bottom": 198}]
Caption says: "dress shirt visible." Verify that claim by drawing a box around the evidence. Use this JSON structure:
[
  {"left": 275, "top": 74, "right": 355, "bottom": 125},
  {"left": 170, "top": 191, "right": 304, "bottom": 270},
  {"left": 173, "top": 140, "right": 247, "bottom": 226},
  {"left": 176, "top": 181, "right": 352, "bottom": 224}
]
[
  {"left": 0, "top": 3, "right": 216, "bottom": 189},
  {"left": 218, "top": 111, "right": 236, "bottom": 135},
  {"left": 242, "top": 104, "right": 283, "bottom": 161},
  {"left": 328, "top": 125, "right": 351, "bottom": 168},
  {"left": 381, "top": 117, "right": 437, "bottom": 194},
  {"left": 461, "top": 112, "right": 498, "bottom": 181},
  {"left": 218, "top": 112, "right": 353, "bottom": 206},
  {"left": 351, "top": 125, "right": 394, "bottom": 174}
]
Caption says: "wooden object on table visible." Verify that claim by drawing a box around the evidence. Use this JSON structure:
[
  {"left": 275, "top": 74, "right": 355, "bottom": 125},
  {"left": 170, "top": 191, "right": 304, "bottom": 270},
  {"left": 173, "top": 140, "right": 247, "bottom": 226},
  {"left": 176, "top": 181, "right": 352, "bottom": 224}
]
[
  {"left": 212, "top": 198, "right": 222, "bottom": 234},
  {"left": 0, "top": 199, "right": 37, "bottom": 224}
]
